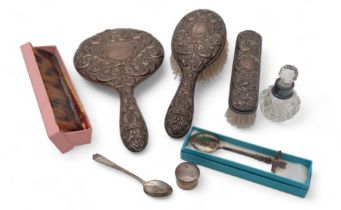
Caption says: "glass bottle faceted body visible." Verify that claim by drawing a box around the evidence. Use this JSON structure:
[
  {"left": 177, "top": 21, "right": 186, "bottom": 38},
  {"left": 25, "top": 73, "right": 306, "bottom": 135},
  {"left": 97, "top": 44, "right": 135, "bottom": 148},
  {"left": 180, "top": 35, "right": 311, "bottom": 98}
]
[{"left": 260, "top": 86, "right": 300, "bottom": 122}]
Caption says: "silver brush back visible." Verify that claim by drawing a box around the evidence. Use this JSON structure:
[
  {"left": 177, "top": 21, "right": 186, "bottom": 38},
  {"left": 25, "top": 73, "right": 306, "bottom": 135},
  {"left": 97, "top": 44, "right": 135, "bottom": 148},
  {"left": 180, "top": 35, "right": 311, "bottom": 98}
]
[{"left": 226, "top": 30, "right": 262, "bottom": 128}]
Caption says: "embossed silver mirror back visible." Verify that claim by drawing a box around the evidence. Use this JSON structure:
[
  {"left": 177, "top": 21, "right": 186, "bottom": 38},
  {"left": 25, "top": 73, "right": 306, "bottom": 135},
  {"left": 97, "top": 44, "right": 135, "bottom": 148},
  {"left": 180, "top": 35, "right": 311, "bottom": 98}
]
[
  {"left": 74, "top": 29, "right": 164, "bottom": 89},
  {"left": 74, "top": 29, "right": 164, "bottom": 152}
]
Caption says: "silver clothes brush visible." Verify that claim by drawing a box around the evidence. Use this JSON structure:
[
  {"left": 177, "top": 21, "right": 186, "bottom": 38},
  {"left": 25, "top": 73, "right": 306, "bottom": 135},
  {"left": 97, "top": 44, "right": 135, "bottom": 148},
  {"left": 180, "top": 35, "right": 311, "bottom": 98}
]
[{"left": 226, "top": 30, "right": 262, "bottom": 128}]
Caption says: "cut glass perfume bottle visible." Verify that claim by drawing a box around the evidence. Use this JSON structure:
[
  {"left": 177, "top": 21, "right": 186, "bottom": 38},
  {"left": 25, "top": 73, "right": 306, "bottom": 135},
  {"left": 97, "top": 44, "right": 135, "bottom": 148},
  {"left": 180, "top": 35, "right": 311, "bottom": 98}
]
[{"left": 260, "top": 65, "right": 300, "bottom": 122}]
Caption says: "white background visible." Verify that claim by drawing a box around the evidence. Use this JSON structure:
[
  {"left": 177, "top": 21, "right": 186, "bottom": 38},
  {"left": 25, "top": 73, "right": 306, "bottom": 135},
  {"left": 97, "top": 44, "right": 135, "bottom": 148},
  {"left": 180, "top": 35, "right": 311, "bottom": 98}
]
[{"left": 1, "top": 0, "right": 340, "bottom": 209}]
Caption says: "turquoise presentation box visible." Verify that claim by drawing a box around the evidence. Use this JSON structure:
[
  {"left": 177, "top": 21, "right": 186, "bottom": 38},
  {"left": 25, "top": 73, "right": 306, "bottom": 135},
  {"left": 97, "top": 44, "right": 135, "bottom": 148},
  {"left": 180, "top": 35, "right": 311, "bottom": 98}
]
[{"left": 181, "top": 126, "right": 313, "bottom": 197}]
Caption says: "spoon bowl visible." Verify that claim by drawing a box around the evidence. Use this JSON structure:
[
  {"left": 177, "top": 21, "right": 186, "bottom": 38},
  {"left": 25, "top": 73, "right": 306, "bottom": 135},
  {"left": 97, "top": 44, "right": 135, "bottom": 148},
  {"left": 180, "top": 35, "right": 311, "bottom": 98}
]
[
  {"left": 143, "top": 180, "right": 173, "bottom": 197},
  {"left": 190, "top": 132, "right": 221, "bottom": 153}
]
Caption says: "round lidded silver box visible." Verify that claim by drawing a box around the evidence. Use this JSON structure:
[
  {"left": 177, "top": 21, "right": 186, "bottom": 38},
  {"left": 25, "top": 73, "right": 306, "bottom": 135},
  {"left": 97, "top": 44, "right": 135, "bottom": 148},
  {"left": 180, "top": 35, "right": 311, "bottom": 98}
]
[{"left": 175, "top": 162, "right": 200, "bottom": 190}]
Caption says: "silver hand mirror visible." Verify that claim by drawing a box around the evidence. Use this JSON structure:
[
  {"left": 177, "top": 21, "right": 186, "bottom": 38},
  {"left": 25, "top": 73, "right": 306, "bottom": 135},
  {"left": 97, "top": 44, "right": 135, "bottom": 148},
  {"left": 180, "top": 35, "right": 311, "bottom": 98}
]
[{"left": 74, "top": 29, "right": 164, "bottom": 152}]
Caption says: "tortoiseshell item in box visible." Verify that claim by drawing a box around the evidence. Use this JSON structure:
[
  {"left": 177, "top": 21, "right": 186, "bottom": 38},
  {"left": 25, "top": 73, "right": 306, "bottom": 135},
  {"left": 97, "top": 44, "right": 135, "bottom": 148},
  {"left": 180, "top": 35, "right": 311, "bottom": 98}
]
[
  {"left": 33, "top": 48, "right": 83, "bottom": 132},
  {"left": 21, "top": 43, "right": 91, "bottom": 153}
]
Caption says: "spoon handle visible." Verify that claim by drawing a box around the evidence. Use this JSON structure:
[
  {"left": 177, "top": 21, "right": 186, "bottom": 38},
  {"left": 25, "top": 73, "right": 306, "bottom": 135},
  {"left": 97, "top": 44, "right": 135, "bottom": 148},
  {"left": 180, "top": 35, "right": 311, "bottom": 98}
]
[
  {"left": 93, "top": 154, "right": 145, "bottom": 184},
  {"left": 118, "top": 87, "right": 148, "bottom": 152},
  {"left": 220, "top": 145, "right": 287, "bottom": 168},
  {"left": 165, "top": 72, "right": 198, "bottom": 138}
]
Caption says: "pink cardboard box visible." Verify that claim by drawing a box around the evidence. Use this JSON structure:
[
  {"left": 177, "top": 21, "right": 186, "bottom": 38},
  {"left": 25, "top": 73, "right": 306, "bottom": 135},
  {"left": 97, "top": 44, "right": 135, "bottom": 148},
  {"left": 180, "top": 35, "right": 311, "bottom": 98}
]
[{"left": 21, "top": 42, "right": 92, "bottom": 153}]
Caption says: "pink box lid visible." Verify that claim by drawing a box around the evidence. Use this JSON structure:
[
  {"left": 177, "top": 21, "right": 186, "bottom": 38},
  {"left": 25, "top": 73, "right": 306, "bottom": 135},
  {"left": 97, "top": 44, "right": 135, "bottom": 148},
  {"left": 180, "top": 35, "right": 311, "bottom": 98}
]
[{"left": 21, "top": 42, "right": 92, "bottom": 153}]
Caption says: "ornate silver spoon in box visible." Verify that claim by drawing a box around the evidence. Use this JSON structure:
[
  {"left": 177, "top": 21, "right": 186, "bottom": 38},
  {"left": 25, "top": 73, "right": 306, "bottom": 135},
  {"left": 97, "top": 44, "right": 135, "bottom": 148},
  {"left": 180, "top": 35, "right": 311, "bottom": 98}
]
[{"left": 190, "top": 132, "right": 287, "bottom": 173}]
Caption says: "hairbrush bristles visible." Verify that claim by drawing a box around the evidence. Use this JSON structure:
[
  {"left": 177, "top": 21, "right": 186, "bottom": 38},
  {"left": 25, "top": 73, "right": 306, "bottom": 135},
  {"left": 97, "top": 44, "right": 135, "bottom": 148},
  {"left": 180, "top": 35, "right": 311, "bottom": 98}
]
[
  {"left": 171, "top": 42, "right": 228, "bottom": 81},
  {"left": 225, "top": 108, "right": 256, "bottom": 128}
]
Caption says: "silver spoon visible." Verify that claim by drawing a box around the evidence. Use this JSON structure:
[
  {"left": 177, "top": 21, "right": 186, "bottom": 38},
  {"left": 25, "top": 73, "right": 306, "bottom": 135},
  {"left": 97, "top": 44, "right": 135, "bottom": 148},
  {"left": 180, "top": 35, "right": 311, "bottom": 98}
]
[
  {"left": 93, "top": 154, "right": 173, "bottom": 197},
  {"left": 189, "top": 133, "right": 287, "bottom": 173}
]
